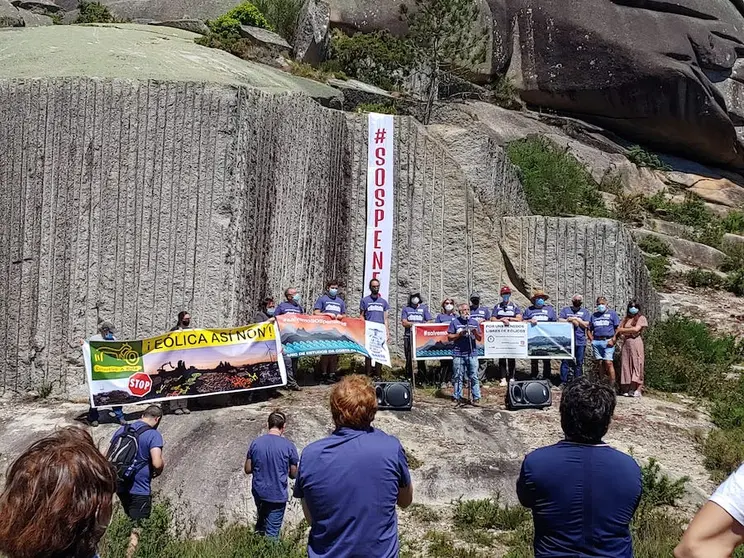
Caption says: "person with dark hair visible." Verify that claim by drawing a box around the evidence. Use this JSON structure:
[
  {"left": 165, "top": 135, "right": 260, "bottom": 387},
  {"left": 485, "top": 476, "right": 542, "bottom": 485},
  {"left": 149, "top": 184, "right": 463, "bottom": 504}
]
[
  {"left": 617, "top": 299, "right": 648, "bottom": 398},
  {"left": 522, "top": 289, "right": 558, "bottom": 381},
  {"left": 294, "top": 375, "right": 413, "bottom": 557},
  {"left": 109, "top": 405, "right": 165, "bottom": 558},
  {"left": 85, "top": 321, "right": 126, "bottom": 426},
  {"left": 491, "top": 286, "right": 522, "bottom": 386},
  {"left": 401, "top": 292, "right": 432, "bottom": 382},
  {"left": 275, "top": 287, "right": 305, "bottom": 388},
  {"left": 253, "top": 297, "right": 300, "bottom": 391},
  {"left": 517, "top": 377, "right": 641, "bottom": 557},
  {"left": 167, "top": 312, "right": 192, "bottom": 415},
  {"left": 314, "top": 280, "right": 347, "bottom": 384},
  {"left": 244, "top": 410, "right": 299, "bottom": 539},
  {"left": 435, "top": 297, "right": 458, "bottom": 386},
  {"left": 0, "top": 427, "right": 117, "bottom": 558},
  {"left": 359, "top": 278, "right": 390, "bottom": 378},
  {"left": 589, "top": 296, "right": 621, "bottom": 386},
  {"left": 558, "top": 294, "right": 591, "bottom": 385}
]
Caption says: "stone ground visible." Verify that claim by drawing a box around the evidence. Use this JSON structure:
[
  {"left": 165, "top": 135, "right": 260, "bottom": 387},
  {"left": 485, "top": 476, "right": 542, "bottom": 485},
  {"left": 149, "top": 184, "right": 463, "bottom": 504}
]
[
  {"left": 0, "top": 379, "right": 714, "bottom": 552},
  {"left": 660, "top": 279, "right": 744, "bottom": 339}
]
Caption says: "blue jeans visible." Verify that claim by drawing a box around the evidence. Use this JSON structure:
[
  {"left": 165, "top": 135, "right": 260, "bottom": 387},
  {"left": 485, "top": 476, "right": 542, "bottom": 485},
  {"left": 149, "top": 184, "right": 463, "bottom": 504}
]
[
  {"left": 254, "top": 498, "right": 286, "bottom": 539},
  {"left": 453, "top": 356, "right": 481, "bottom": 401},
  {"left": 560, "top": 344, "right": 586, "bottom": 384}
]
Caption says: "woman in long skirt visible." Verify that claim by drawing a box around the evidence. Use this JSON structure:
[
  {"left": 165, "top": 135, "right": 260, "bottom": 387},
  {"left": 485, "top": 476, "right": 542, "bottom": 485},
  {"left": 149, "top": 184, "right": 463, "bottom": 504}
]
[{"left": 617, "top": 300, "right": 648, "bottom": 398}]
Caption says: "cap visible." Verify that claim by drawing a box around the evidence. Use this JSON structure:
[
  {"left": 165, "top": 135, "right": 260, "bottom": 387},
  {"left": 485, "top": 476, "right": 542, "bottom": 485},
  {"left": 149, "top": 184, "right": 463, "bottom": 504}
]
[
  {"left": 98, "top": 321, "right": 115, "bottom": 333},
  {"left": 530, "top": 289, "right": 549, "bottom": 301},
  {"left": 469, "top": 292, "right": 480, "bottom": 299},
  {"left": 500, "top": 286, "right": 512, "bottom": 295}
]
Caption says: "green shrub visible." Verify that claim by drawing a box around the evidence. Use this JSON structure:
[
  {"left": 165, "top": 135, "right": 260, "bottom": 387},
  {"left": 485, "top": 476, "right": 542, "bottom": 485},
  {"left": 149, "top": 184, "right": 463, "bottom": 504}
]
[
  {"left": 638, "top": 458, "right": 688, "bottom": 512},
  {"left": 612, "top": 192, "right": 646, "bottom": 223},
  {"left": 643, "top": 192, "right": 711, "bottom": 230},
  {"left": 425, "top": 531, "right": 481, "bottom": 558},
  {"left": 684, "top": 269, "right": 725, "bottom": 289},
  {"left": 710, "top": 377, "right": 744, "bottom": 430},
  {"left": 75, "top": 1, "right": 117, "bottom": 23},
  {"left": 506, "top": 136, "right": 609, "bottom": 218},
  {"left": 644, "top": 254, "right": 670, "bottom": 289},
  {"left": 251, "top": 0, "right": 302, "bottom": 40},
  {"left": 722, "top": 211, "right": 744, "bottom": 235},
  {"left": 626, "top": 145, "right": 672, "bottom": 171},
  {"left": 452, "top": 496, "right": 531, "bottom": 532},
  {"left": 703, "top": 428, "right": 744, "bottom": 482},
  {"left": 207, "top": 2, "right": 272, "bottom": 37},
  {"left": 637, "top": 235, "right": 672, "bottom": 257},
  {"left": 355, "top": 102, "right": 398, "bottom": 115}
]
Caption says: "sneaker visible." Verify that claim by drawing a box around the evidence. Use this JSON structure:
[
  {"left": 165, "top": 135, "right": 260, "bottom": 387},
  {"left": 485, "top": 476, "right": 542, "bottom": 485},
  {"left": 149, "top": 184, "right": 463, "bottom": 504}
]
[
  {"left": 321, "top": 375, "right": 338, "bottom": 385},
  {"left": 174, "top": 409, "right": 184, "bottom": 415},
  {"left": 632, "top": 390, "right": 642, "bottom": 398},
  {"left": 500, "top": 379, "right": 507, "bottom": 387},
  {"left": 472, "top": 398, "right": 481, "bottom": 406},
  {"left": 183, "top": 408, "right": 191, "bottom": 414},
  {"left": 90, "top": 420, "right": 99, "bottom": 427}
]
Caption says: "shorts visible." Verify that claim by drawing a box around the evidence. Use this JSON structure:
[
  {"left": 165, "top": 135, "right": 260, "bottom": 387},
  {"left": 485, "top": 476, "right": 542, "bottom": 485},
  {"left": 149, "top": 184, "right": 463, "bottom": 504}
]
[
  {"left": 592, "top": 339, "right": 615, "bottom": 361},
  {"left": 117, "top": 492, "right": 152, "bottom": 523}
]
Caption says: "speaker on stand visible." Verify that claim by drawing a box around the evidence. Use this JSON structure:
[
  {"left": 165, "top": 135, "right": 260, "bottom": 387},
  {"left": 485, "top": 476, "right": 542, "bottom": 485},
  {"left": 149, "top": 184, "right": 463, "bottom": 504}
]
[
  {"left": 506, "top": 379, "right": 552, "bottom": 410},
  {"left": 375, "top": 381, "right": 413, "bottom": 411}
]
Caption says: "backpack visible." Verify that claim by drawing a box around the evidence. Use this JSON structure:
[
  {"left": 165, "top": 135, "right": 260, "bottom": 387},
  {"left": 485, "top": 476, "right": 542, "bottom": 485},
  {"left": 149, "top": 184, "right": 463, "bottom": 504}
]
[{"left": 107, "top": 423, "right": 152, "bottom": 491}]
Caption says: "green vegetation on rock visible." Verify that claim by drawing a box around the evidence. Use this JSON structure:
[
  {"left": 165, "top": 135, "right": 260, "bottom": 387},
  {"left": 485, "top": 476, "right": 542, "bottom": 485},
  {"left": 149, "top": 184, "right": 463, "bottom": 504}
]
[
  {"left": 207, "top": 2, "right": 272, "bottom": 36},
  {"left": 355, "top": 102, "right": 399, "bottom": 115},
  {"left": 251, "top": 0, "right": 302, "bottom": 40},
  {"left": 626, "top": 145, "right": 672, "bottom": 171},
  {"left": 75, "top": 1, "right": 119, "bottom": 23},
  {"left": 637, "top": 235, "right": 672, "bottom": 257}
]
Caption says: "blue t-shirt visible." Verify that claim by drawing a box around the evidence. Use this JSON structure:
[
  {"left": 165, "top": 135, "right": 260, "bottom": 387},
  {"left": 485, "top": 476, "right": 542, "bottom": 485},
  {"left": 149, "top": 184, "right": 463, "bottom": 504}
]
[
  {"left": 447, "top": 317, "right": 481, "bottom": 357},
  {"left": 314, "top": 294, "right": 346, "bottom": 316},
  {"left": 275, "top": 301, "right": 305, "bottom": 315},
  {"left": 523, "top": 305, "right": 557, "bottom": 322},
  {"left": 248, "top": 434, "right": 299, "bottom": 503},
  {"left": 401, "top": 305, "right": 432, "bottom": 336},
  {"left": 111, "top": 421, "right": 164, "bottom": 496},
  {"left": 589, "top": 310, "right": 620, "bottom": 339},
  {"left": 294, "top": 427, "right": 411, "bottom": 558},
  {"left": 469, "top": 305, "right": 491, "bottom": 322},
  {"left": 492, "top": 301, "right": 522, "bottom": 319},
  {"left": 559, "top": 306, "right": 592, "bottom": 346},
  {"left": 360, "top": 295, "right": 389, "bottom": 324},
  {"left": 517, "top": 440, "right": 641, "bottom": 558},
  {"left": 436, "top": 312, "right": 457, "bottom": 323}
]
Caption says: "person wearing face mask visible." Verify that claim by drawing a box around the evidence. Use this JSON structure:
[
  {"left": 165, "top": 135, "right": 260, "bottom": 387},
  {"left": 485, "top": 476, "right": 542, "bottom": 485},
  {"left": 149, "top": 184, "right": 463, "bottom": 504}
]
[
  {"left": 435, "top": 298, "right": 458, "bottom": 387},
  {"left": 359, "top": 279, "right": 390, "bottom": 377},
  {"left": 314, "top": 280, "right": 347, "bottom": 384},
  {"left": 401, "top": 292, "right": 432, "bottom": 382},
  {"left": 522, "top": 290, "right": 558, "bottom": 381},
  {"left": 275, "top": 288, "right": 305, "bottom": 390},
  {"left": 447, "top": 303, "right": 483, "bottom": 405},
  {"left": 617, "top": 300, "right": 648, "bottom": 397},
  {"left": 491, "top": 286, "right": 523, "bottom": 387},
  {"left": 558, "top": 294, "right": 591, "bottom": 385},
  {"left": 165, "top": 311, "right": 193, "bottom": 415},
  {"left": 85, "top": 321, "right": 126, "bottom": 427},
  {"left": 589, "top": 297, "right": 621, "bottom": 387},
  {"left": 253, "top": 297, "right": 301, "bottom": 392},
  {"left": 468, "top": 293, "right": 492, "bottom": 382}
]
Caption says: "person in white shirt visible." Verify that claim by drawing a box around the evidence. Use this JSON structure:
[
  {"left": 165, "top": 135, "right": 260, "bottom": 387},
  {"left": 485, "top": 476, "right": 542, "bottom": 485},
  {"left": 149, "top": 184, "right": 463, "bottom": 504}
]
[{"left": 675, "top": 463, "right": 744, "bottom": 557}]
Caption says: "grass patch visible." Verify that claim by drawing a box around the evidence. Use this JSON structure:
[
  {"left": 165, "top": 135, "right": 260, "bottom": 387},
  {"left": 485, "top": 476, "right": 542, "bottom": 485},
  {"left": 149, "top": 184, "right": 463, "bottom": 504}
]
[
  {"left": 405, "top": 503, "right": 441, "bottom": 523},
  {"left": 251, "top": 0, "right": 302, "bottom": 41},
  {"left": 403, "top": 446, "right": 424, "bottom": 470},
  {"left": 644, "top": 254, "right": 670, "bottom": 289},
  {"left": 355, "top": 102, "right": 399, "bottom": 115},
  {"left": 703, "top": 428, "right": 744, "bottom": 482},
  {"left": 626, "top": 145, "right": 672, "bottom": 171},
  {"left": 452, "top": 496, "right": 530, "bottom": 532},
  {"left": 683, "top": 269, "right": 725, "bottom": 289},
  {"left": 425, "top": 531, "right": 482, "bottom": 558},
  {"left": 506, "top": 136, "right": 609, "bottom": 218},
  {"left": 637, "top": 235, "right": 672, "bottom": 257},
  {"left": 638, "top": 458, "right": 688, "bottom": 512}
]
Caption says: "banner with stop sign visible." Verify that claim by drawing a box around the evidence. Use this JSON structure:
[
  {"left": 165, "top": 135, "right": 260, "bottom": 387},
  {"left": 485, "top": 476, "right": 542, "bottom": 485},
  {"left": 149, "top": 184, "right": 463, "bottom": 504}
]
[{"left": 83, "top": 322, "right": 286, "bottom": 408}]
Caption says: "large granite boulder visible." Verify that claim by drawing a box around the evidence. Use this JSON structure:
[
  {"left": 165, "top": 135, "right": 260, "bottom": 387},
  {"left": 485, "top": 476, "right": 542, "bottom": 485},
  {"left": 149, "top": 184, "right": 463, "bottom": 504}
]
[
  {"left": 0, "top": 0, "right": 23, "bottom": 26},
  {"left": 53, "top": 0, "right": 242, "bottom": 21}
]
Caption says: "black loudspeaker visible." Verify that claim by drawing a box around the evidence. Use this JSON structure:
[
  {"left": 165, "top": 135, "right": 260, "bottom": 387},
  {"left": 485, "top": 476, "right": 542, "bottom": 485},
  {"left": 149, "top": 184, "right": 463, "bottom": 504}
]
[
  {"left": 375, "top": 382, "right": 413, "bottom": 411},
  {"left": 506, "top": 380, "right": 552, "bottom": 410}
]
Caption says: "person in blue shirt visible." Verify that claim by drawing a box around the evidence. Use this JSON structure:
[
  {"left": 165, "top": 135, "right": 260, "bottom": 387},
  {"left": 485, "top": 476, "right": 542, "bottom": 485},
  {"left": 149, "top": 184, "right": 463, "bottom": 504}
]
[
  {"left": 589, "top": 296, "right": 621, "bottom": 386},
  {"left": 522, "top": 289, "right": 558, "bottom": 381},
  {"left": 313, "top": 280, "right": 347, "bottom": 384},
  {"left": 275, "top": 287, "right": 304, "bottom": 390},
  {"left": 401, "top": 292, "right": 432, "bottom": 382},
  {"left": 244, "top": 411, "right": 299, "bottom": 539},
  {"left": 469, "top": 293, "right": 491, "bottom": 382},
  {"left": 85, "top": 321, "right": 126, "bottom": 426},
  {"left": 435, "top": 298, "right": 457, "bottom": 387},
  {"left": 293, "top": 374, "right": 413, "bottom": 558},
  {"left": 447, "top": 303, "right": 483, "bottom": 405},
  {"left": 558, "top": 294, "right": 591, "bottom": 384},
  {"left": 110, "top": 405, "right": 165, "bottom": 558},
  {"left": 491, "top": 286, "right": 522, "bottom": 386},
  {"left": 359, "top": 278, "right": 390, "bottom": 378},
  {"left": 517, "top": 377, "right": 641, "bottom": 558}
]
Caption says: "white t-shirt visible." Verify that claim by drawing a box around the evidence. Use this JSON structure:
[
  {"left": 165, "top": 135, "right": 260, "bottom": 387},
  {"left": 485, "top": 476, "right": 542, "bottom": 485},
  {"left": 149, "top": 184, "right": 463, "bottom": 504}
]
[{"left": 711, "top": 463, "right": 744, "bottom": 526}]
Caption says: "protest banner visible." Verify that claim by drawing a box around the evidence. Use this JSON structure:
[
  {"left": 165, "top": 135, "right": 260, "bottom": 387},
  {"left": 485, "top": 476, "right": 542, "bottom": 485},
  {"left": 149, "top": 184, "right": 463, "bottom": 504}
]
[
  {"left": 83, "top": 322, "right": 286, "bottom": 407},
  {"left": 414, "top": 321, "right": 574, "bottom": 360},
  {"left": 276, "top": 314, "right": 391, "bottom": 366},
  {"left": 363, "top": 112, "right": 395, "bottom": 299}
]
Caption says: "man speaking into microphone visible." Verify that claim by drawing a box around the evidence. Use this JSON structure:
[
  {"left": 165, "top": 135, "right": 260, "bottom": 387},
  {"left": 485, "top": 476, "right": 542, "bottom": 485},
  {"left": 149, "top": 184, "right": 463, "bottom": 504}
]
[{"left": 447, "top": 303, "right": 483, "bottom": 405}]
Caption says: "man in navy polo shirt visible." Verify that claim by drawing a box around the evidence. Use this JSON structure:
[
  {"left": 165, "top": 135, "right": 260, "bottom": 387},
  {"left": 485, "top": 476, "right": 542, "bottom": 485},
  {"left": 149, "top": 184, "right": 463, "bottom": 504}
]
[
  {"left": 558, "top": 294, "right": 591, "bottom": 384},
  {"left": 517, "top": 378, "right": 641, "bottom": 557},
  {"left": 275, "top": 287, "right": 304, "bottom": 390},
  {"left": 448, "top": 303, "right": 483, "bottom": 405},
  {"left": 401, "top": 292, "right": 432, "bottom": 381},
  {"left": 244, "top": 410, "right": 299, "bottom": 539},
  {"left": 314, "top": 280, "right": 347, "bottom": 384},
  {"left": 522, "top": 289, "right": 558, "bottom": 381},
  {"left": 469, "top": 293, "right": 491, "bottom": 382},
  {"left": 491, "top": 286, "right": 522, "bottom": 386},
  {"left": 294, "top": 375, "right": 413, "bottom": 558},
  {"left": 589, "top": 296, "right": 621, "bottom": 386},
  {"left": 359, "top": 278, "right": 389, "bottom": 377}
]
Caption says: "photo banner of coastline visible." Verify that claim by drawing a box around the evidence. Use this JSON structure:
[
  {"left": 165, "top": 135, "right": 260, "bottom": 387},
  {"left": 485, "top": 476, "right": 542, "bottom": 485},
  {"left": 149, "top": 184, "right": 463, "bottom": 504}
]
[
  {"left": 412, "top": 322, "right": 574, "bottom": 360},
  {"left": 83, "top": 322, "right": 286, "bottom": 408},
  {"left": 276, "top": 314, "right": 391, "bottom": 367}
]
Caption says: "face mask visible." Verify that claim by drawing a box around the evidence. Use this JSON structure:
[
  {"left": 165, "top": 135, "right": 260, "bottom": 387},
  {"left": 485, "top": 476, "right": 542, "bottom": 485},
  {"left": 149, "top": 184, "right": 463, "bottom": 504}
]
[
  {"left": 292, "top": 294, "right": 301, "bottom": 303},
  {"left": 104, "top": 332, "right": 114, "bottom": 340},
  {"left": 572, "top": 301, "right": 582, "bottom": 308},
  {"left": 629, "top": 307, "right": 639, "bottom": 315},
  {"left": 329, "top": 288, "right": 338, "bottom": 297},
  {"left": 535, "top": 298, "right": 545, "bottom": 307},
  {"left": 266, "top": 307, "right": 275, "bottom": 316},
  {"left": 470, "top": 299, "right": 480, "bottom": 307},
  {"left": 502, "top": 294, "right": 510, "bottom": 302},
  {"left": 182, "top": 320, "right": 190, "bottom": 327},
  {"left": 444, "top": 304, "right": 454, "bottom": 312},
  {"left": 370, "top": 287, "right": 379, "bottom": 295},
  {"left": 597, "top": 304, "right": 606, "bottom": 313},
  {"left": 411, "top": 297, "right": 420, "bottom": 305}
]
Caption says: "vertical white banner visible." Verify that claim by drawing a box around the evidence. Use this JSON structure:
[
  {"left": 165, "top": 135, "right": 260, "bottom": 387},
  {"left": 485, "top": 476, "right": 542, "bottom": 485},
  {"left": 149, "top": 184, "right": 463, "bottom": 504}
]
[{"left": 363, "top": 113, "right": 395, "bottom": 299}]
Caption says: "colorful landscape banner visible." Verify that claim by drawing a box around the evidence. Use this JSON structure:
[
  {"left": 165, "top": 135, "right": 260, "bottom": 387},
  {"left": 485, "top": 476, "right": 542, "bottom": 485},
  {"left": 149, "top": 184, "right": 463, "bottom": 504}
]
[
  {"left": 83, "top": 323, "right": 286, "bottom": 407},
  {"left": 413, "top": 322, "right": 574, "bottom": 360},
  {"left": 276, "top": 314, "right": 391, "bottom": 366}
]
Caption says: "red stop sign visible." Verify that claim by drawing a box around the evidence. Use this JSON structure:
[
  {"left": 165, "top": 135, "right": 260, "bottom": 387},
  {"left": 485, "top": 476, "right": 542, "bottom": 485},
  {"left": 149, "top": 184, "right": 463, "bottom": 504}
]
[{"left": 127, "top": 372, "right": 152, "bottom": 397}]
